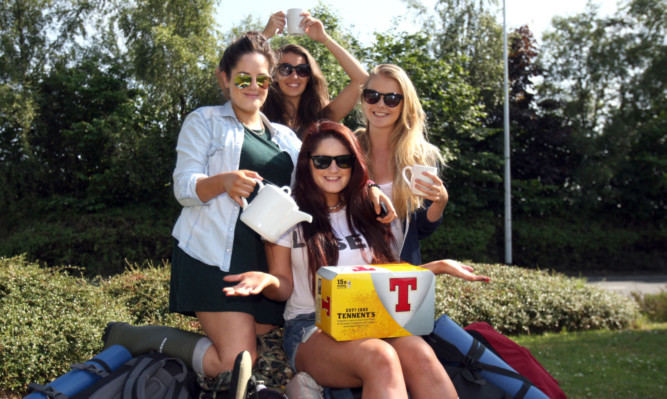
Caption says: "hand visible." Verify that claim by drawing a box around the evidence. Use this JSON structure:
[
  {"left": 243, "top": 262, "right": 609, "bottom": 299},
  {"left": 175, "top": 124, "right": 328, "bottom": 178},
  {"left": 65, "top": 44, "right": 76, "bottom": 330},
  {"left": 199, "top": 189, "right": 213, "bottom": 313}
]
[
  {"left": 415, "top": 171, "right": 448, "bottom": 206},
  {"left": 220, "top": 170, "right": 262, "bottom": 207},
  {"left": 262, "top": 11, "right": 286, "bottom": 38},
  {"left": 433, "top": 259, "right": 490, "bottom": 283},
  {"left": 369, "top": 186, "right": 397, "bottom": 223},
  {"left": 300, "top": 12, "right": 327, "bottom": 43},
  {"left": 223, "top": 272, "right": 277, "bottom": 296}
]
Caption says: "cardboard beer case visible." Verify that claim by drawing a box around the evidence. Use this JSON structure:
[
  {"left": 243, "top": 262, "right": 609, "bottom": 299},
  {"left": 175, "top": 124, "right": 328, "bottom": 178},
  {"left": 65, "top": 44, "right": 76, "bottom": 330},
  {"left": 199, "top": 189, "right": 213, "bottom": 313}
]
[{"left": 315, "top": 263, "right": 435, "bottom": 341}]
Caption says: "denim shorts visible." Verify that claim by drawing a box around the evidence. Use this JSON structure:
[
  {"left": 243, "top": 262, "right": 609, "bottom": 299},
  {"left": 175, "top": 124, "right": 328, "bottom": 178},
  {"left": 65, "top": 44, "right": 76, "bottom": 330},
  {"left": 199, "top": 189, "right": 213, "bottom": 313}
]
[{"left": 283, "top": 312, "right": 318, "bottom": 372}]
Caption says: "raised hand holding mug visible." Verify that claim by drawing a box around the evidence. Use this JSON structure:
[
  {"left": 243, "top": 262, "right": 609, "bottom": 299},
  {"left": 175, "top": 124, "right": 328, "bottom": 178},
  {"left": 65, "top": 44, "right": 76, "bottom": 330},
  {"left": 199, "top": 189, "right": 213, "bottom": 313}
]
[
  {"left": 286, "top": 8, "right": 306, "bottom": 35},
  {"left": 402, "top": 165, "right": 437, "bottom": 196}
]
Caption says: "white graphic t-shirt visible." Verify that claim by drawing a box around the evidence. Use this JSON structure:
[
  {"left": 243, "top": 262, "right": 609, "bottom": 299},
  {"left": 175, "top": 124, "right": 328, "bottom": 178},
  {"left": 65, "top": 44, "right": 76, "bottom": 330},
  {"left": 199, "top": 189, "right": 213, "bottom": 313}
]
[{"left": 277, "top": 208, "right": 373, "bottom": 321}]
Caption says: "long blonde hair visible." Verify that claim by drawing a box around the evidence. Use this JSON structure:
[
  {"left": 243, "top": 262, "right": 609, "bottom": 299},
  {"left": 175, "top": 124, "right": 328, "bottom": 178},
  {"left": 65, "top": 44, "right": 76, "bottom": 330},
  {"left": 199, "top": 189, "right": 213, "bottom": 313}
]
[{"left": 357, "top": 64, "right": 443, "bottom": 219}]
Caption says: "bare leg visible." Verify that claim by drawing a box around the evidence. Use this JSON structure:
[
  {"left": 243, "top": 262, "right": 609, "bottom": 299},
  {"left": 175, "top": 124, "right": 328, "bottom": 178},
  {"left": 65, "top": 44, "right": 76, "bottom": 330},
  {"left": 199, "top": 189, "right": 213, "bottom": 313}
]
[
  {"left": 295, "top": 330, "right": 409, "bottom": 399},
  {"left": 386, "top": 336, "right": 458, "bottom": 399},
  {"left": 197, "top": 311, "right": 258, "bottom": 377}
]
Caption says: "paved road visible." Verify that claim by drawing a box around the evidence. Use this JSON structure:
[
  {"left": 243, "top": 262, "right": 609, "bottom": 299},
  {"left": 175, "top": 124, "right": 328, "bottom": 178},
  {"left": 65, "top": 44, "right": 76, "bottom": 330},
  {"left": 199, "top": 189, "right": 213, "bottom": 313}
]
[{"left": 585, "top": 275, "right": 667, "bottom": 297}]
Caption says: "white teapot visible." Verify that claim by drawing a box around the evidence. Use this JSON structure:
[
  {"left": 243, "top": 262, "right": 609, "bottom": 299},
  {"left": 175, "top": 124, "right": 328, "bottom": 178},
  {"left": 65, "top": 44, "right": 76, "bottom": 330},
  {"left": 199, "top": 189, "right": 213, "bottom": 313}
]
[{"left": 240, "top": 180, "right": 313, "bottom": 243}]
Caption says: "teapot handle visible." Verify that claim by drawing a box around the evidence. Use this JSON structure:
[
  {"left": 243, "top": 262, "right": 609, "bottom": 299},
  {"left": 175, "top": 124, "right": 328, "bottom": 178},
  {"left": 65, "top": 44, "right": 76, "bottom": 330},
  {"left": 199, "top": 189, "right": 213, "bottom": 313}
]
[{"left": 241, "top": 179, "right": 264, "bottom": 209}]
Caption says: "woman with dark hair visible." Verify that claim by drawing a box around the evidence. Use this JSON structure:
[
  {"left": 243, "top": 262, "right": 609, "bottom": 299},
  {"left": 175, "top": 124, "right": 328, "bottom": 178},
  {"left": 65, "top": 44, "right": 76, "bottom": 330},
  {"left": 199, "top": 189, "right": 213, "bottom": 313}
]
[
  {"left": 223, "top": 120, "right": 459, "bottom": 399},
  {"left": 103, "top": 32, "right": 300, "bottom": 399},
  {"left": 260, "top": 11, "right": 368, "bottom": 138}
]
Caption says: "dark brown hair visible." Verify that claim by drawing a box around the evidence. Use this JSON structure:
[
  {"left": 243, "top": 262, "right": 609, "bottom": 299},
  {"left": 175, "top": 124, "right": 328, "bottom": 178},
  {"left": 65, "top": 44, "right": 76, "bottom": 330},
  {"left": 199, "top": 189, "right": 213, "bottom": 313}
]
[
  {"left": 262, "top": 44, "right": 330, "bottom": 138},
  {"left": 219, "top": 32, "right": 276, "bottom": 77}
]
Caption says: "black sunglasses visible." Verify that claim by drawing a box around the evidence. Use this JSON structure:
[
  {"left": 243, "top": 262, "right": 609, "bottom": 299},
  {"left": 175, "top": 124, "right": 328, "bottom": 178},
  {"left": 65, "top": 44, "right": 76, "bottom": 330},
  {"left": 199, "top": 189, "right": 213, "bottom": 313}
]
[
  {"left": 278, "top": 63, "right": 311, "bottom": 78},
  {"left": 362, "top": 89, "right": 404, "bottom": 108},
  {"left": 309, "top": 154, "right": 355, "bottom": 169}
]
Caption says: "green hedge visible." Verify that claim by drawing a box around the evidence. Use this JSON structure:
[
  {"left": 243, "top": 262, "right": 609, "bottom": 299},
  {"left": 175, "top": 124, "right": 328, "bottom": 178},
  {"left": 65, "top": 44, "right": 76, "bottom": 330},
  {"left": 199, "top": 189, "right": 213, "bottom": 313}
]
[
  {"left": 0, "top": 206, "right": 177, "bottom": 276},
  {"left": 1, "top": 256, "right": 639, "bottom": 396},
  {"left": 0, "top": 256, "right": 131, "bottom": 395},
  {"left": 1, "top": 206, "right": 663, "bottom": 276},
  {"left": 422, "top": 215, "right": 666, "bottom": 273},
  {"left": 434, "top": 263, "right": 639, "bottom": 334}
]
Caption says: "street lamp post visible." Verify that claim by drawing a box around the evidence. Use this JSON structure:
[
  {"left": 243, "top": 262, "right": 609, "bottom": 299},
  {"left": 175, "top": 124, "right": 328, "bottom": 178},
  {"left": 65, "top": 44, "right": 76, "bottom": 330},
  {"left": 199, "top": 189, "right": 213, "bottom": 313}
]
[{"left": 503, "top": 0, "right": 512, "bottom": 264}]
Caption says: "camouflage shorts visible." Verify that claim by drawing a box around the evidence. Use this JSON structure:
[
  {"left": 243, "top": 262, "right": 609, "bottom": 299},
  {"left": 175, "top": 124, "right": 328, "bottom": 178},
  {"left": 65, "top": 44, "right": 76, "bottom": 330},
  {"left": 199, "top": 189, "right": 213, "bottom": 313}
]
[
  {"left": 197, "top": 370, "right": 232, "bottom": 398},
  {"left": 253, "top": 328, "right": 294, "bottom": 391}
]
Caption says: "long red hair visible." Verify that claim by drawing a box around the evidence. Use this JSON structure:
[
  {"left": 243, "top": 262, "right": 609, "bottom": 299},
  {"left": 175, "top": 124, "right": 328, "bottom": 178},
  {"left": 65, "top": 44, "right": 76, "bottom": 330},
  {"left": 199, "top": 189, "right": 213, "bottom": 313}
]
[{"left": 293, "top": 120, "right": 397, "bottom": 295}]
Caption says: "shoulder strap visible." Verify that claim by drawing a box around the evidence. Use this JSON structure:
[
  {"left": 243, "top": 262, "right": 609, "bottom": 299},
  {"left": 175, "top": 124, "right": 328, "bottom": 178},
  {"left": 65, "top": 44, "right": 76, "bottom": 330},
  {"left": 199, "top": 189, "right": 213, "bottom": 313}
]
[
  {"left": 464, "top": 340, "right": 534, "bottom": 399},
  {"left": 425, "top": 333, "right": 534, "bottom": 399},
  {"left": 26, "top": 383, "right": 68, "bottom": 399},
  {"left": 27, "top": 358, "right": 116, "bottom": 399},
  {"left": 69, "top": 359, "right": 112, "bottom": 378}
]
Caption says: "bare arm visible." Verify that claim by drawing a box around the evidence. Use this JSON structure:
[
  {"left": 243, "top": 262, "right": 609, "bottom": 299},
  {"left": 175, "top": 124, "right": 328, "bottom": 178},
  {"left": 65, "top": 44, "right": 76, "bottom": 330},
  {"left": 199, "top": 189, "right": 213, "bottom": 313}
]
[
  {"left": 420, "top": 259, "right": 490, "bottom": 282},
  {"left": 302, "top": 13, "right": 368, "bottom": 122},
  {"left": 195, "top": 170, "right": 261, "bottom": 206},
  {"left": 262, "top": 11, "right": 286, "bottom": 39},
  {"left": 222, "top": 243, "right": 294, "bottom": 301}
]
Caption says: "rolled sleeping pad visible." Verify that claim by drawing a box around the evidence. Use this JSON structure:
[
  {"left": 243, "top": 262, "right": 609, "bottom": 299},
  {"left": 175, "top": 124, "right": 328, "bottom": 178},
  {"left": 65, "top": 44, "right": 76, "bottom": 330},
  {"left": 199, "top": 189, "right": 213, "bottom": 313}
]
[
  {"left": 24, "top": 345, "right": 132, "bottom": 399},
  {"left": 433, "top": 315, "right": 550, "bottom": 399}
]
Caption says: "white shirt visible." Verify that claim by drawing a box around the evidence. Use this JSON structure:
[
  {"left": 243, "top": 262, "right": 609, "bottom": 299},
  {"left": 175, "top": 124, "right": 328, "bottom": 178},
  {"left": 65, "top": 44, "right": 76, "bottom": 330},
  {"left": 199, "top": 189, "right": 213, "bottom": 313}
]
[
  {"left": 379, "top": 181, "right": 404, "bottom": 257},
  {"left": 171, "top": 102, "right": 301, "bottom": 271},
  {"left": 277, "top": 208, "right": 373, "bottom": 320}
]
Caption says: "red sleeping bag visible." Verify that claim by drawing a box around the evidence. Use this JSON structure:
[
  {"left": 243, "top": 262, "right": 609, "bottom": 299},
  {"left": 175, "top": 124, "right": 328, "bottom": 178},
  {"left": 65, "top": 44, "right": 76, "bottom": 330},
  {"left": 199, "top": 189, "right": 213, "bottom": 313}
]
[{"left": 464, "top": 322, "right": 567, "bottom": 399}]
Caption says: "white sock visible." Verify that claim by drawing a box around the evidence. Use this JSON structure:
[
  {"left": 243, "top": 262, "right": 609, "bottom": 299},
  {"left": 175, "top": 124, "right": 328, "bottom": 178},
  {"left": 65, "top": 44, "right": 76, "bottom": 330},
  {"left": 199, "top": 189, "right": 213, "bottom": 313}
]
[{"left": 192, "top": 337, "right": 213, "bottom": 375}]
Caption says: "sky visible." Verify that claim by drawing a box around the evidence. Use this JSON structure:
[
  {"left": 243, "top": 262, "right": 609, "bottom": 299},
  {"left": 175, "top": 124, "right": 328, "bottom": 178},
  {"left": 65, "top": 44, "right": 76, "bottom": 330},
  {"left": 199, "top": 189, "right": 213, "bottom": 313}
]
[{"left": 216, "top": 0, "right": 621, "bottom": 45}]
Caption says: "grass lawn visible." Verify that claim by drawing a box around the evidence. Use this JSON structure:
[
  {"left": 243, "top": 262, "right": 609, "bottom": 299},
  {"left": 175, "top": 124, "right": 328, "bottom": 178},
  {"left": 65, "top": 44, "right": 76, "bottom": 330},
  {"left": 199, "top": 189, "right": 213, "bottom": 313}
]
[{"left": 512, "top": 322, "right": 667, "bottom": 399}]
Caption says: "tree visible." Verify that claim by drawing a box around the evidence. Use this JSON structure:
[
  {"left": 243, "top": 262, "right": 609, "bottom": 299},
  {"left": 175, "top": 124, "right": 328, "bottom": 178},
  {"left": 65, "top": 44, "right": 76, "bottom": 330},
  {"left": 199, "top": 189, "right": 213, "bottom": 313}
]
[
  {"left": 539, "top": 0, "right": 666, "bottom": 221},
  {"left": 428, "top": 0, "right": 505, "bottom": 119},
  {"left": 503, "top": 26, "right": 578, "bottom": 217},
  {"left": 113, "top": 0, "right": 221, "bottom": 128}
]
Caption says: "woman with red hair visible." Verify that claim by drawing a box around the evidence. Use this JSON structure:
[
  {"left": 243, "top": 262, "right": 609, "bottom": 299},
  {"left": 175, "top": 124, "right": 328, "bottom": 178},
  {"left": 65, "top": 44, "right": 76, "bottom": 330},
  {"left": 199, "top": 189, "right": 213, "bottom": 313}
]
[{"left": 223, "top": 120, "right": 458, "bottom": 399}]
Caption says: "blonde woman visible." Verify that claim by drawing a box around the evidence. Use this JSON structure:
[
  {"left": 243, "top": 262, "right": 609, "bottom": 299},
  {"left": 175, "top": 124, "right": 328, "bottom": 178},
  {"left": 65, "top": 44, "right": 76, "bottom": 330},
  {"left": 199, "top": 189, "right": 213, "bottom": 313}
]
[{"left": 357, "top": 64, "right": 487, "bottom": 282}]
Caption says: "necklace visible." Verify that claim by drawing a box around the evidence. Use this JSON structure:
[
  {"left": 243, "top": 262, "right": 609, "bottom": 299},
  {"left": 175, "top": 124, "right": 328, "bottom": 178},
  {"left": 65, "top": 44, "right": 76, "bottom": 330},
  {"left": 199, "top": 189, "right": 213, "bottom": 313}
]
[
  {"left": 244, "top": 124, "right": 265, "bottom": 136},
  {"left": 328, "top": 200, "right": 343, "bottom": 211}
]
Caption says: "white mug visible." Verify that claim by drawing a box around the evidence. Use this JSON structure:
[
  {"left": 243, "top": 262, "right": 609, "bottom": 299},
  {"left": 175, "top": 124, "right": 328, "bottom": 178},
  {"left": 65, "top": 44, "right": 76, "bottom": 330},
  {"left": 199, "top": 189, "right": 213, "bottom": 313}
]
[
  {"left": 240, "top": 180, "right": 312, "bottom": 243},
  {"left": 286, "top": 8, "right": 306, "bottom": 36},
  {"left": 402, "top": 165, "right": 437, "bottom": 196}
]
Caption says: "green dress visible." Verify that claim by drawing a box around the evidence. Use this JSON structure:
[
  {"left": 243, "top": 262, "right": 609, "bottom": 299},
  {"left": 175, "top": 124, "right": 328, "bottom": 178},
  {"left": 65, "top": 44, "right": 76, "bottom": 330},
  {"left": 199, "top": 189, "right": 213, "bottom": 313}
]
[{"left": 170, "top": 124, "right": 293, "bottom": 325}]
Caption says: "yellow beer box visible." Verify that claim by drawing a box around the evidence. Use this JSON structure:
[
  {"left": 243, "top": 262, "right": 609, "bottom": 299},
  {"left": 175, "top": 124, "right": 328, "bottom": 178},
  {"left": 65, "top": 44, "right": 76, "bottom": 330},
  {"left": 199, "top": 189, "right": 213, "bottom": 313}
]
[{"left": 315, "top": 263, "right": 435, "bottom": 341}]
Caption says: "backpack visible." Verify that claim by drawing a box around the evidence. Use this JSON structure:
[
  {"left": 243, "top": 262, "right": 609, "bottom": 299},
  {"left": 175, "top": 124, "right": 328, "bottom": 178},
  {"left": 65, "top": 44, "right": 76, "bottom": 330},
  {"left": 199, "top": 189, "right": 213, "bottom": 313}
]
[
  {"left": 70, "top": 352, "right": 198, "bottom": 399},
  {"left": 425, "top": 315, "right": 551, "bottom": 399},
  {"left": 464, "top": 322, "right": 566, "bottom": 399}
]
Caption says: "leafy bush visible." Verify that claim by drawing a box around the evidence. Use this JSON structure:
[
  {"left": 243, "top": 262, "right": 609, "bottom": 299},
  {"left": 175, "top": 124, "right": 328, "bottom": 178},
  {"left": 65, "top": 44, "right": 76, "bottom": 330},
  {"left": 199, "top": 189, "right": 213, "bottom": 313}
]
[
  {"left": 422, "top": 215, "right": 666, "bottom": 273},
  {"left": 101, "top": 261, "right": 201, "bottom": 332},
  {"left": 434, "top": 263, "right": 639, "bottom": 334},
  {"left": 632, "top": 291, "right": 667, "bottom": 322},
  {"left": 512, "top": 217, "right": 667, "bottom": 273},
  {"left": 0, "top": 256, "right": 131, "bottom": 395},
  {"left": 0, "top": 206, "right": 176, "bottom": 276},
  {"left": 0, "top": 256, "right": 641, "bottom": 395}
]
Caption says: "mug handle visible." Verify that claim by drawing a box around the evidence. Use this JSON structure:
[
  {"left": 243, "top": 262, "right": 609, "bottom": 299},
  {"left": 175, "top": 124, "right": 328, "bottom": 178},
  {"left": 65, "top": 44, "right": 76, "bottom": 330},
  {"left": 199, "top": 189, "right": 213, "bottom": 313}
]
[
  {"left": 401, "top": 166, "right": 412, "bottom": 186},
  {"left": 241, "top": 179, "right": 265, "bottom": 209}
]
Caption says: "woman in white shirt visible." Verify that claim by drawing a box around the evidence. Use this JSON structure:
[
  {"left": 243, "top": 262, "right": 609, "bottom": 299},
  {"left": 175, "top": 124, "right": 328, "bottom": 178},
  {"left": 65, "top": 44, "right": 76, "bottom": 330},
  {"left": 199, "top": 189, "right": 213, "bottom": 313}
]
[{"left": 104, "top": 32, "right": 300, "bottom": 398}]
